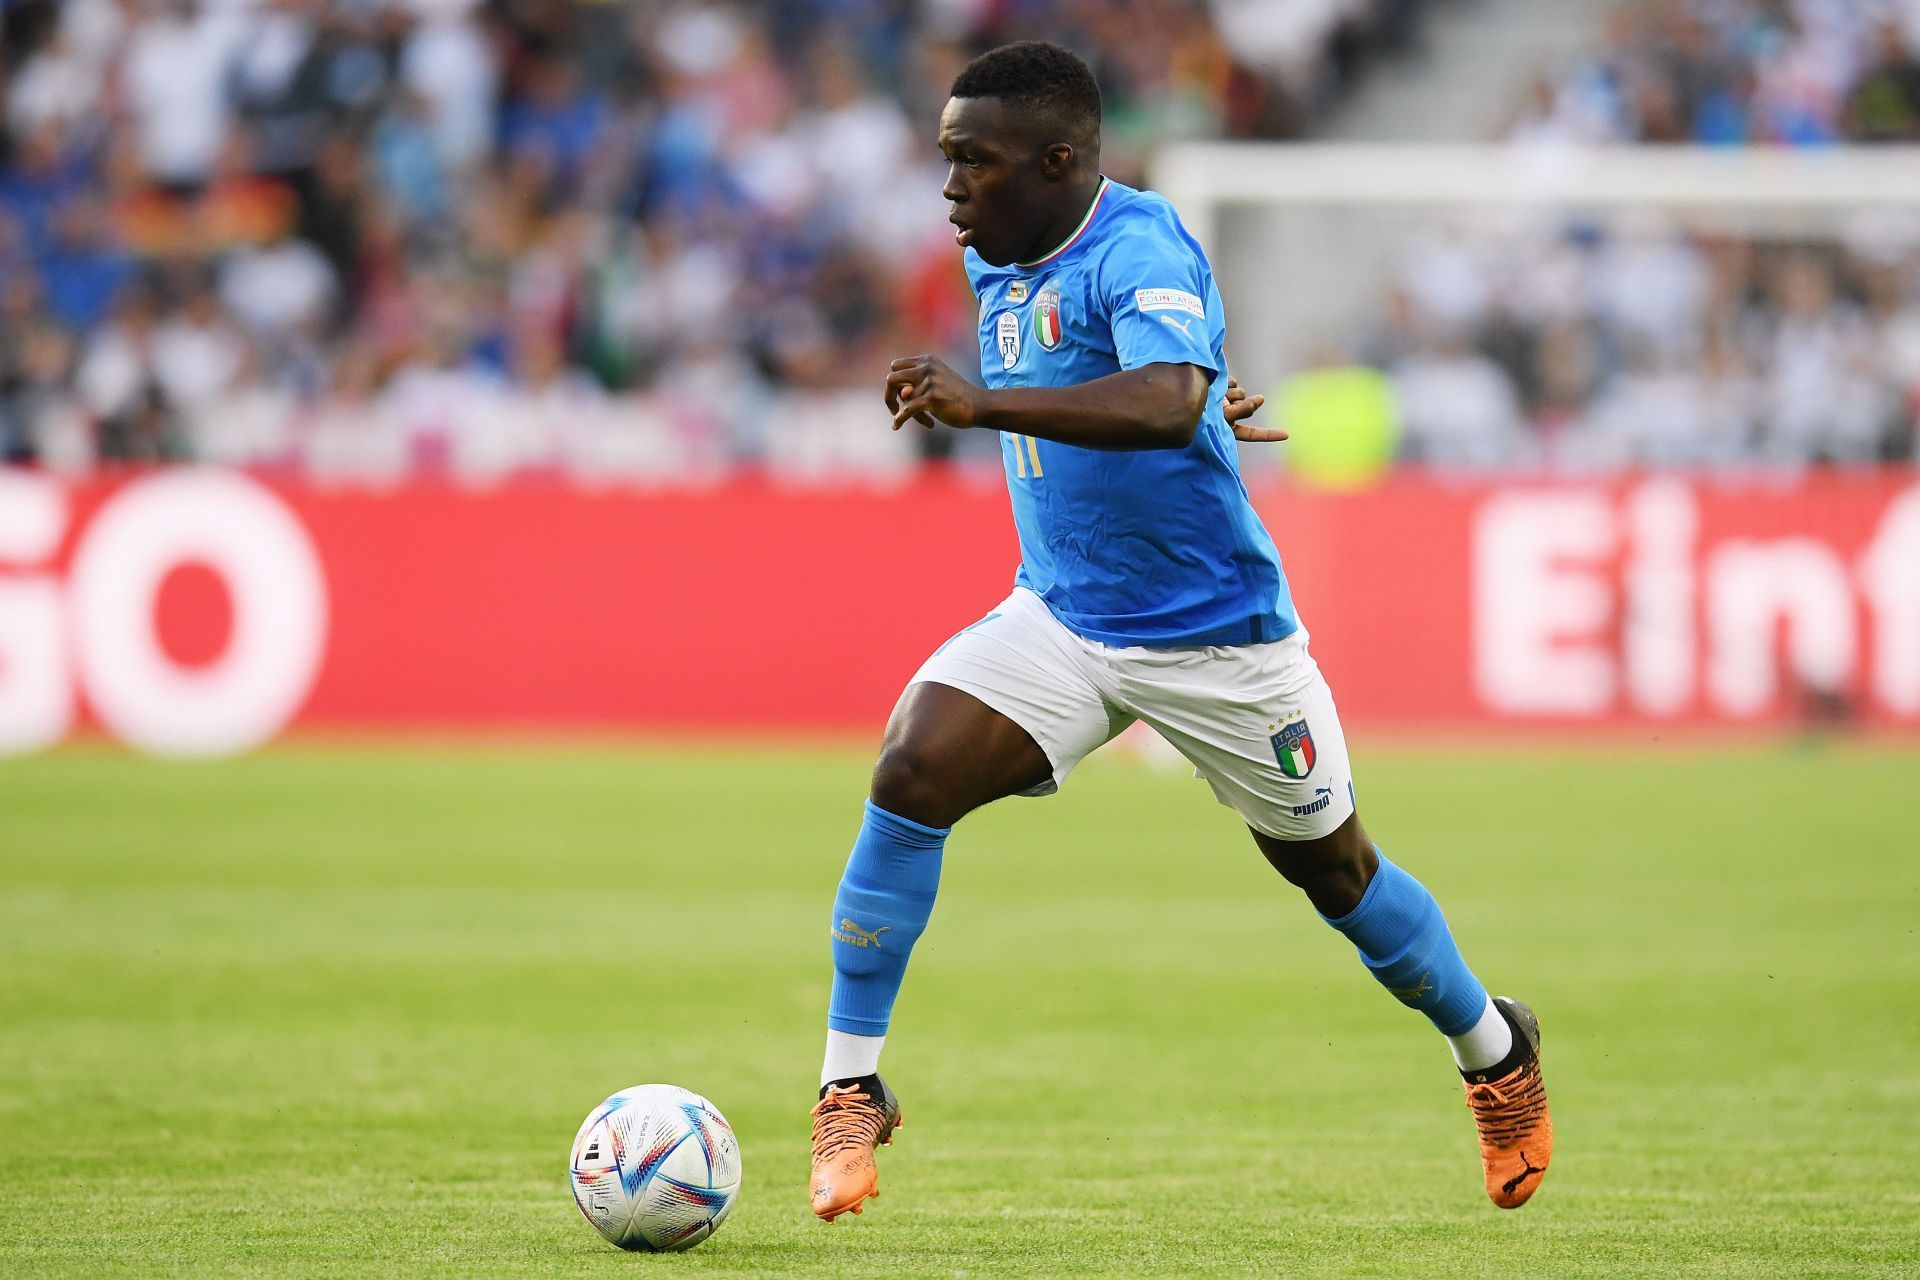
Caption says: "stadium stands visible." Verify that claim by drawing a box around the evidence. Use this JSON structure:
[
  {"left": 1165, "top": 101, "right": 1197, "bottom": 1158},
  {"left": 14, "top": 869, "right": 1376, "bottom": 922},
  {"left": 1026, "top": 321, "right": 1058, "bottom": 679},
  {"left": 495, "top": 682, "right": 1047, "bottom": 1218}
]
[
  {"left": 1502, "top": 0, "right": 1920, "bottom": 146},
  {"left": 1344, "top": 0, "right": 1920, "bottom": 471},
  {"left": 0, "top": 0, "right": 1431, "bottom": 478},
  {"left": 3, "top": 0, "right": 1917, "bottom": 478},
  {"left": 1364, "top": 213, "right": 1920, "bottom": 470}
]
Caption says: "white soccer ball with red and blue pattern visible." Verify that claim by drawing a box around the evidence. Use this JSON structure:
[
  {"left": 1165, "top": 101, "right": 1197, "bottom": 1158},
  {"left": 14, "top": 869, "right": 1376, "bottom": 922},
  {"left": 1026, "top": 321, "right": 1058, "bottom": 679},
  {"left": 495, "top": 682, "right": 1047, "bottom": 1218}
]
[{"left": 568, "top": 1084, "right": 741, "bottom": 1251}]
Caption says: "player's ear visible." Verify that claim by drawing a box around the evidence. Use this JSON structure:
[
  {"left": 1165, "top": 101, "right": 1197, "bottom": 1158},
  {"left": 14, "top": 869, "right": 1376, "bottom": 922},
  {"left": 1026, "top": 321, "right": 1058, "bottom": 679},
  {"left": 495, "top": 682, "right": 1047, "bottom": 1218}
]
[{"left": 1040, "top": 142, "right": 1075, "bottom": 179}]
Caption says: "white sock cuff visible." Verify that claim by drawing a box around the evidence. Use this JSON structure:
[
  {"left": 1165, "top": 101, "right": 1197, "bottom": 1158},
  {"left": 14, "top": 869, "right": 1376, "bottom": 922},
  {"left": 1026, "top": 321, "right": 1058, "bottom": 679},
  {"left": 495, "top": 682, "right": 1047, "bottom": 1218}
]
[
  {"left": 821, "top": 1029, "right": 886, "bottom": 1086},
  {"left": 1446, "top": 996, "right": 1514, "bottom": 1073}
]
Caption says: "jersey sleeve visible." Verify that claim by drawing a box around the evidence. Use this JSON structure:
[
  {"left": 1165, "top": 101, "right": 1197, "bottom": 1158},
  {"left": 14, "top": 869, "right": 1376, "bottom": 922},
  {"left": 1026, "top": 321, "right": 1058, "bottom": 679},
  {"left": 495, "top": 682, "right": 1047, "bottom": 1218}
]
[{"left": 1097, "top": 229, "right": 1220, "bottom": 376}]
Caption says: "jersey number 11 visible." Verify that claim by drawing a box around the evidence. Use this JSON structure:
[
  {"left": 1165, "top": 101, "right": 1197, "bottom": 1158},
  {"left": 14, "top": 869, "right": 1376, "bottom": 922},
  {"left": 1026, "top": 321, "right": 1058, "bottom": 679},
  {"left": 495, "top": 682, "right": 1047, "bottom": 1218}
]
[{"left": 1009, "top": 435, "right": 1044, "bottom": 479}]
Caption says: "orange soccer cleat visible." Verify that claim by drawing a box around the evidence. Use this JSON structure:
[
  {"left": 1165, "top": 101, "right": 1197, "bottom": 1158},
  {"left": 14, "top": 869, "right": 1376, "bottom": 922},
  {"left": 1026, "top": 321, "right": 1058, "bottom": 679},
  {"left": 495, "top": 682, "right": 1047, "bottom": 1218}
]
[
  {"left": 1462, "top": 996, "right": 1554, "bottom": 1208},
  {"left": 809, "top": 1075, "right": 902, "bottom": 1222}
]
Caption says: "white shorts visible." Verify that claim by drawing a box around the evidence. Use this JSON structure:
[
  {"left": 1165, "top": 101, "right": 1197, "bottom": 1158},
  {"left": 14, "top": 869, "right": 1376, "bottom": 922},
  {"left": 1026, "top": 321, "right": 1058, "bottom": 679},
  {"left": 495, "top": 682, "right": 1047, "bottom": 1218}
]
[{"left": 911, "top": 587, "right": 1358, "bottom": 840}]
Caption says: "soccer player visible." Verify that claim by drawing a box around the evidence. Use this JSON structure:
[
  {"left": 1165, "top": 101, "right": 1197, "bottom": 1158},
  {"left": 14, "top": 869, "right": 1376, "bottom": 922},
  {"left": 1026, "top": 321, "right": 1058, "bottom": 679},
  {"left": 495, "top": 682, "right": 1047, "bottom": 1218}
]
[{"left": 808, "top": 41, "right": 1552, "bottom": 1221}]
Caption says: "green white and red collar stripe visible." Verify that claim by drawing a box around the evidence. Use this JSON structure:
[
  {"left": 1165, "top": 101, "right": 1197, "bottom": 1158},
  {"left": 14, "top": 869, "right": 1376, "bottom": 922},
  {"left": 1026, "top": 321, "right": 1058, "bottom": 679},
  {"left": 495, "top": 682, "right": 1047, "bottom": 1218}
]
[{"left": 1017, "top": 177, "right": 1111, "bottom": 270}]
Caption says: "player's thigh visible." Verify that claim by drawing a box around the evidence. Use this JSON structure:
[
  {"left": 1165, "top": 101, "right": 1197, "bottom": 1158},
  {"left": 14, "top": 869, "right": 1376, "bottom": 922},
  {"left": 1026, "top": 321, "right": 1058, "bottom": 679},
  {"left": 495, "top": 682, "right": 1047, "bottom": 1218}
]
[
  {"left": 882, "top": 589, "right": 1129, "bottom": 825},
  {"left": 1119, "top": 630, "right": 1358, "bottom": 842}
]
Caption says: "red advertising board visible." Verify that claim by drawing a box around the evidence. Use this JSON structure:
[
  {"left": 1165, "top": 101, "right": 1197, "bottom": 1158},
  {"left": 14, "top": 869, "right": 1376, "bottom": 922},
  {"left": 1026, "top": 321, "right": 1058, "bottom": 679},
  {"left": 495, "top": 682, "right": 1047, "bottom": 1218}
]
[{"left": 2, "top": 468, "right": 1915, "bottom": 755}]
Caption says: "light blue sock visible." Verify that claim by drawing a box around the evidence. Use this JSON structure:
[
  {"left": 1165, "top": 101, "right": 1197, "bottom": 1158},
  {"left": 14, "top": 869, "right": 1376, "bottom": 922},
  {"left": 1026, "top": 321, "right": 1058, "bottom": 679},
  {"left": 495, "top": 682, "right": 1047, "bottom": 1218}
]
[
  {"left": 826, "top": 800, "right": 949, "bottom": 1037},
  {"left": 1322, "top": 850, "right": 1489, "bottom": 1037}
]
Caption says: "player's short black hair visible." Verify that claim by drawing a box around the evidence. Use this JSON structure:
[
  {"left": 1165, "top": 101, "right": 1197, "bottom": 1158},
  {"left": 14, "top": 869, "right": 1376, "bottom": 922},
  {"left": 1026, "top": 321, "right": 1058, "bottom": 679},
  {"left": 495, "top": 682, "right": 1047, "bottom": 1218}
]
[{"left": 950, "top": 41, "right": 1102, "bottom": 143}]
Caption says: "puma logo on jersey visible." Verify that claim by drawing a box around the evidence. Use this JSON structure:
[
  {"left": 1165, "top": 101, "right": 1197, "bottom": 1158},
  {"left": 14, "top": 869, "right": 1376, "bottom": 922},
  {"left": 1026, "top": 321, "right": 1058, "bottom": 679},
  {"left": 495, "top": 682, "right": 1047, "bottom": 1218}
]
[
  {"left": 1157, "top": 315, "right": 1194, "bottom": 336},
  {"left": 833, "top": 919, "right": 891, "bottom": 949}
]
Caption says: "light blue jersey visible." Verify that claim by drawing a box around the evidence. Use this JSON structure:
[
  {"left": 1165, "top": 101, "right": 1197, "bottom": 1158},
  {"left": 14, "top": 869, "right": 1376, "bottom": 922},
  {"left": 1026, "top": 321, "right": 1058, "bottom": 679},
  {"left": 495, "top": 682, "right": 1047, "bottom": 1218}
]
[{"left": 965, "top": 177, "right": 1299, "bottom": 648}]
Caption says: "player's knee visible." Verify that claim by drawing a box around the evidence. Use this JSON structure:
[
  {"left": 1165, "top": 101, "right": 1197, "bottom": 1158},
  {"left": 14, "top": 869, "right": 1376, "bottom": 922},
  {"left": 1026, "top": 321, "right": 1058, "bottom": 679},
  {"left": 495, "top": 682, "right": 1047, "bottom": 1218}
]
[
  {"left": 869, "top": 742, "right": 964, "bottom": 829},
  {"left": 1253, "top": 818, "right": 1376, "bottom": 917}
]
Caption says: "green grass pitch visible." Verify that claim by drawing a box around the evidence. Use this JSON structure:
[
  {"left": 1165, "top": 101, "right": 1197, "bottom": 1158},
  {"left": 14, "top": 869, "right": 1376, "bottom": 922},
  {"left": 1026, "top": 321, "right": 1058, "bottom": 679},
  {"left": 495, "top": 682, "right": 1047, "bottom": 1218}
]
[{"left": 2, "top": 741, "right": 1917, "bottom": 1278}]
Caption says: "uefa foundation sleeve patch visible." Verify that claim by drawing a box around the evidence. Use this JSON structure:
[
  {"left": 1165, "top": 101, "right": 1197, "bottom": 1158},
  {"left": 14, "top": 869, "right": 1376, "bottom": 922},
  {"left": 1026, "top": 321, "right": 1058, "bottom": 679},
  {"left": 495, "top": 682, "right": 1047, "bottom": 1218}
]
[{"left": 1134, "top": 288, "right": 1204, "bottom": 319}]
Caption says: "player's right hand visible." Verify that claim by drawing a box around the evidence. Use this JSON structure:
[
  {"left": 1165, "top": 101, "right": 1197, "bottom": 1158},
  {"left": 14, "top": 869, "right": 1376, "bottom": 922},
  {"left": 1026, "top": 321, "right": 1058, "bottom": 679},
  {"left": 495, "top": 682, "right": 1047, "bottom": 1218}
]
[{"left": 885, "top": 355, "right": 980, "bottom": 431}]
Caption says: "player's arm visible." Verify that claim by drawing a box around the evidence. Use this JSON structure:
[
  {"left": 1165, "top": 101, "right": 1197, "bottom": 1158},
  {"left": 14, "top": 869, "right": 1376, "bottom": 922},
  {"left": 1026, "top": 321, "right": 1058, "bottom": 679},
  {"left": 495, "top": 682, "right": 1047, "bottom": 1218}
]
[
  {"left": 885, "top": 356, "right": 1207, "bottom": 450},
  {"left": 892, "top": 229, "right": 1283, "bottom": 447},
  {"left": 885, "top": 362, "right": 1285, "bottom": 447}
]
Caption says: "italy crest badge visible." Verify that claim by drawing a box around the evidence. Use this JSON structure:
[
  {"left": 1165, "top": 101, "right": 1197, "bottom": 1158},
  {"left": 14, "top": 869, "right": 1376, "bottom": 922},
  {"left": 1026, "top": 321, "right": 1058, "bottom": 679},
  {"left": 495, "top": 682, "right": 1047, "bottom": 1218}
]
[
  {"left": 1033, "top": 284, "right": 1062, "bottom": 350},
  {"left": 1270, "top": 719, "right": 1316, "bottom": 779}
]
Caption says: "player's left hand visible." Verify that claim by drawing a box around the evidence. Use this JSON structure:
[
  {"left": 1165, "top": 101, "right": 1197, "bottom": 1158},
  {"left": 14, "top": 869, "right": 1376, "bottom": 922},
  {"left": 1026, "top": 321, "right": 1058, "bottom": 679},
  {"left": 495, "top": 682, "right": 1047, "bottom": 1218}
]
[
  {"left": 886, "top": 355, "right": 981, "bottom": 430},
  {"left": 1224, "top": 376, "right": 1287, "bottom": 443}
]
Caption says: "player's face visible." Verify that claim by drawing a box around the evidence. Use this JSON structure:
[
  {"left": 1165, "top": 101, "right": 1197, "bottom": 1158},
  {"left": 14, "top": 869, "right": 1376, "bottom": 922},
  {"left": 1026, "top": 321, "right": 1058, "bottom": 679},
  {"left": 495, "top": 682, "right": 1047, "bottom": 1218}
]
[{"left": 938, "top": 96, "right": 1061, "bottom": 268}]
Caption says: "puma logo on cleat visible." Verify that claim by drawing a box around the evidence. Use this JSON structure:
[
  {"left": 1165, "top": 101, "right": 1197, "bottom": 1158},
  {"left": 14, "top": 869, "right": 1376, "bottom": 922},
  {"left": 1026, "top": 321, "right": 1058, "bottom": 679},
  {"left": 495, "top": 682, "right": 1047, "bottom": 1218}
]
[
  {"left": 833, "top": 919, "right": 891, "bottom": 949},
  {"left": 1388, "top": 971, "right": 1434, "bottom": 1005},
  {"left": 1501, "top": 1150, "right": 1546, "bottom": 1196}
]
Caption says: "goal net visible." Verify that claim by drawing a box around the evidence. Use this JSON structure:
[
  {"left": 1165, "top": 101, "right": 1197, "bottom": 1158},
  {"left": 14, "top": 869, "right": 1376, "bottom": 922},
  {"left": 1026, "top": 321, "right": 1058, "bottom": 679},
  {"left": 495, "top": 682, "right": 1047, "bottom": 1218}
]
[{"left": 1152, "top": 144, "right": 1920, "bottom": 469}]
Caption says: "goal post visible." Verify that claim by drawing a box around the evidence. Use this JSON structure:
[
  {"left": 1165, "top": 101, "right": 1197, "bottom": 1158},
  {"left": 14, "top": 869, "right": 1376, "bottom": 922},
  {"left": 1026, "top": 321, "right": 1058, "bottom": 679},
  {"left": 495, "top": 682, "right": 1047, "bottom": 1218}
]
[{"left": 1152, "top": 143, "right": 1920, "bottom": 391}]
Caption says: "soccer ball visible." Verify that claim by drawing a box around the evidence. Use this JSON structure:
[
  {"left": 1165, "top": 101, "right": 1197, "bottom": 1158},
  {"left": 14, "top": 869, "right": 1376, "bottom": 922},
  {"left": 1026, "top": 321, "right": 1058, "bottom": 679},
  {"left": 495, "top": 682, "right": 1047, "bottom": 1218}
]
[{"left": 568, "top": 1084, "right": 742, "bottom": 1251}]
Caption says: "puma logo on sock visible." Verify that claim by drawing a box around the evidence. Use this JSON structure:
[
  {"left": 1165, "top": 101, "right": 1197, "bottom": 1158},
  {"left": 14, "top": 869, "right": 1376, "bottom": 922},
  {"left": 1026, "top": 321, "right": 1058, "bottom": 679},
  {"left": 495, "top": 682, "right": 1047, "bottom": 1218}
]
[{"left": 833, "top": 919, "right": 892, "bottom": 949}]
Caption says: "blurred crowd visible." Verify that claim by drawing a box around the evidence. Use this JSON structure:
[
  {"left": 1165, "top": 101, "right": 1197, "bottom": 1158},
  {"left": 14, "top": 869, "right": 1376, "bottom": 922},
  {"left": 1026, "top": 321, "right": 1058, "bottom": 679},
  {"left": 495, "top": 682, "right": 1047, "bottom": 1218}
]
[
  {"left": 0, "top": 0, "right": 1432, "bottom": 480},
  {"left": 1357, "top": 0, "right": 1920, "bottom": 473},
  {"left": 1364, "top": 211, "right": 1920, "bottom": 469},
  {"left": 1504, "top": 0, "right": 1920, "bottom": 146}
]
